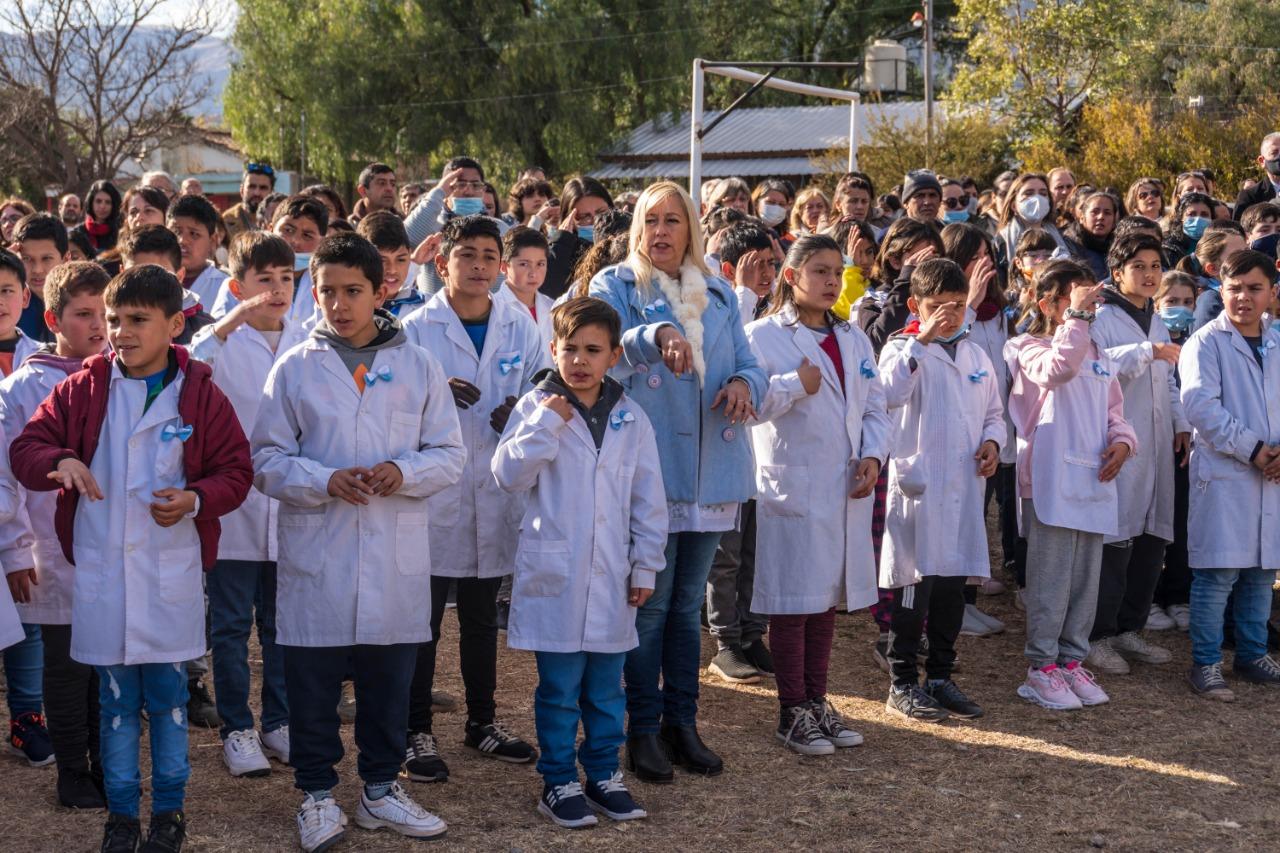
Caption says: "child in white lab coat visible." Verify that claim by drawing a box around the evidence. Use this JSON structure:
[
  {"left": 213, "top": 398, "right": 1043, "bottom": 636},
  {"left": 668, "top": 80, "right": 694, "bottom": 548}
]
[
  {"left": 10, "top": 265, "right": 253, "bottom": 852},
  {"left": 0, "top": 262, "right": 109, "bottom": 807},
  {"left": 496, "top": 225, "right": 555, "bottom": 346},
  {"left": 400, "top": 215, "right": 545, "bottom": 781},
  {"left": 745, "top": 235, "right": 890, "bottom": 755},
  {"left": 1180, "top": 249, "right": 1280, "bottom": 700},
  {"left": 1004, "top": 259, "right": 1136, "bottom": 711},
  {"left": 191, "top": 231, "right": 309, "bottom": 779},
  {"left": 252, "top": 232, "right": 465, "bottom": 851},
  {"left": 492, "top": 296, "right": 667, "bottom": 829},
  {"left": 878, "top": 258, "right": 1005, "bottom": 723}
]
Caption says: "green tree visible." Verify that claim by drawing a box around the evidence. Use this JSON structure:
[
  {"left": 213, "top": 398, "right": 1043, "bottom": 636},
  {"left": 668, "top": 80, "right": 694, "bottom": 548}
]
[{"left": 1162, "top": 0, "right": 1280, "bottom": 109}]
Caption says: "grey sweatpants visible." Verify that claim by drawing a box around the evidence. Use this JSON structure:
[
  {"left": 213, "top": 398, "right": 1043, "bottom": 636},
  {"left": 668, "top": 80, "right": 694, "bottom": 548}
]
[
  {"left": 1021, "top": 499, "right": 1104, "bottom": 668},
  {"left": 706, "top": 501, "right": 767, "bottom": 649}
]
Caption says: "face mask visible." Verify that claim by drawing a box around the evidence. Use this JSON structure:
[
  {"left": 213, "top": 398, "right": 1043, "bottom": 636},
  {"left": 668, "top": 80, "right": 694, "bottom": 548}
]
[
  {"left": 942, "top": 210, "right": 970, "bottom": 224},
  {"left": 759, "top": 203, "right": 787, "bottom": 227},
  {"left": 293, "top": 252, "right": 311, "bottom": 273},
  {"left": 576, "top": 226, "right": 595, "bottom": 243},
  {"left": 1251, "top": 233, "right": 1280, "bottom": 258},
  {"left": 966, "top": 196, "right": 979, "bottom": 215},
  {"left": 1016, "top": 195, "right": 1049, "bottom": 223},
  {"left": 1159, "top": 306, "right": 1195, "bottom": 334},
  {"left": 936, "top": 323, "right": 970, "bottom": 345},
  {"left": 1203, "top": 276, "right": 1220, "bottom": 292},
  {"left": 1266, "top": 158, "right": 1280, "bottom": 177},
  {"left": 451, "top": 197, "right": 486, "bottom": 216},
  {"left": 1183, "top": 215, "right": 1210, "bottom": 240}
]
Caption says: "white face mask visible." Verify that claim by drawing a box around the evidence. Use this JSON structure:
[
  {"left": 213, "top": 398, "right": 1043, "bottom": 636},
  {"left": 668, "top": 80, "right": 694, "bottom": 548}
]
[
  {"left": 1017, "top": 195, "right": 1050, "bottom": 223},
  {"left": 759, "top": 202, "right": 787, "bottom": 227}
]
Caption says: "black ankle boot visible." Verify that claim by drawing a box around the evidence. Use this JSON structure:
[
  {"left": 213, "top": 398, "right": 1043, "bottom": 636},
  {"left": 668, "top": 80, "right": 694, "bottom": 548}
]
[
  {"left": 660, "top": 723, "right": 723, "bottom": 776},
  {"left": 625, "top": 733, "right": 673, "bottom": 784},
  {"left": 59, "top": 766, "right": 107, "bottom": 809},
  {"left": 140, "top": 810, "right": 185, "bottom": 853},
  {"left": 100, "top": 813, "right": 141, "bottom": 853}
]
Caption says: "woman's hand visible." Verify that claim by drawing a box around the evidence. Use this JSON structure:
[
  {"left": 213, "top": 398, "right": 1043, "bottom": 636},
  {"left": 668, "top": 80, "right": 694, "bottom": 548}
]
[
  {"left": 655, "top": 325, "right": 694, "bottom": 377},
  {"left": 712, "top": 378, "right": 756, "bottom": 424}
]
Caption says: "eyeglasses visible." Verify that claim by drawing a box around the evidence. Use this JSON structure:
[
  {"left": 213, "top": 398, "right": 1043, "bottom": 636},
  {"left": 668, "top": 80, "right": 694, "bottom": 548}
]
[
  {"left": 245, "top": 162, "right": 275, "bottom": 178},
  {"left": 943, "top": 197, "right": 967, "bottom": 210},
  {"left": 454, "top": 180, "right": 486, "bottom": 191},
  {"left": 1137, "top": 190, "right": 1162, "bottom": 201},
  {"left": 1020, "top": 251, "right": 1054, "bottom": 263},
  {"left": 0, "top": 213, "right": 23, "bottom": 224}
]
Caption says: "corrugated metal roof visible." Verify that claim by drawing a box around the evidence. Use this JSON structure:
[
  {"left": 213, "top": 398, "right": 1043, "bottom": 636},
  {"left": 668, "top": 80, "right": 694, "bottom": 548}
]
[
  {"left": 600, "top": 103, "right": 936, "bottom": 160},
  {"left": 592, "top": 157, "right": 827, "bottom": 180}
]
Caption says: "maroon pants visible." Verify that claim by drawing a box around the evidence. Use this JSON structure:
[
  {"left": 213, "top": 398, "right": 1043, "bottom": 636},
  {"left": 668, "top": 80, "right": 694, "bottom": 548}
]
[{"left": 769, "top": 608, "right": 837, "bottom": 707}]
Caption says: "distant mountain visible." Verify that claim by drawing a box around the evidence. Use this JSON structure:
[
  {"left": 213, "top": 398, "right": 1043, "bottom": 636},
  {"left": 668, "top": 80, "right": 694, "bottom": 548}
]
[{"left": 187, "top": 33, "right": 234, "bottom": 123}]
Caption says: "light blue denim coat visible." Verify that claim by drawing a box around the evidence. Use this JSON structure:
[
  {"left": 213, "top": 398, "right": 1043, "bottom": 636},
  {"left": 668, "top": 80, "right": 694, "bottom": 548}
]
[{"left": 589, "top": 262, "right": 766, "bottom": 505}]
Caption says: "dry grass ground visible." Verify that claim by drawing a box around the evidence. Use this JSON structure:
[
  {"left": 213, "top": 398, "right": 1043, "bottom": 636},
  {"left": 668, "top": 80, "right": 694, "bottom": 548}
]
[{"left": 3, "top": 523, "right": 1279, "bottom": 852}]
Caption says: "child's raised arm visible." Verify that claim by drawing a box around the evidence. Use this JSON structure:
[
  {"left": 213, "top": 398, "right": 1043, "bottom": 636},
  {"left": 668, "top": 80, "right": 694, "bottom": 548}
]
[
  {"left": 877, "top": 337, "right": 925, "bottom": 410},
  {"left": 9, "top": 376, "right": 77, "bottom": 493},
  {"left": 491, "top": 393, "right": 569, "bottom": 494},
  {"left": 1016, "top": 317, "right": 1093, "bottom": 389}
]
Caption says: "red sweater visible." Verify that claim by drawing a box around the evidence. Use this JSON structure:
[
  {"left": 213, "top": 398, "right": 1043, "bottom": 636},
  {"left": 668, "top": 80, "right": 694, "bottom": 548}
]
[{"left": 9, "top": 346, "right": 253, "bottom": 570}]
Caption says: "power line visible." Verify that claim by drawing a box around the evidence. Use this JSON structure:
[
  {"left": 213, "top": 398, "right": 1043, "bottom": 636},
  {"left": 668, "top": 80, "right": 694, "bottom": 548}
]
[{"left": 331, "top": 74, "right": 686, "bottom": 112}]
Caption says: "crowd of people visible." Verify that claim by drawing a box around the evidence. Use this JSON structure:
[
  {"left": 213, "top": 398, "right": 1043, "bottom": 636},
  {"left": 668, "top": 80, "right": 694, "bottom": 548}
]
[{"left": 1, "top": 131, "right": 1280, "bottom": 853}]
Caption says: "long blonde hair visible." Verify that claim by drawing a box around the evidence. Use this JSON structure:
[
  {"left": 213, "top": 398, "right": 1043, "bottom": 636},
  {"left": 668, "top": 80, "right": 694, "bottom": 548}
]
[{"left": 626, "top": 181, "right": 711, "bottom": 298}]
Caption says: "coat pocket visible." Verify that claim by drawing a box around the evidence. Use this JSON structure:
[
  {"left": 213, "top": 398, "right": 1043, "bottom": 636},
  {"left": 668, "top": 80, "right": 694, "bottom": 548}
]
[
  {"left": 277, "top": 511, "right": 327, "bottom": 577},
  {"left": 512, "top": 539, "right": 571, "bottom": 598},
  {"left": 390, "top": 411, "right": 421, "bottom": 456},
  {"left": 395, "top": 512, "right": 431, "bottom": 576},
  {"left": 1058, "top": 453, "right": 1105, "bottom": 502},
  {"left": 890, "top": 453, "right": 927, "bottom": 498},
  {"left": 758, "top": 464, "right": 807, "bottom": 518},
  {"left": 158, "top": 547, "right": 202, "bottom": 604}
]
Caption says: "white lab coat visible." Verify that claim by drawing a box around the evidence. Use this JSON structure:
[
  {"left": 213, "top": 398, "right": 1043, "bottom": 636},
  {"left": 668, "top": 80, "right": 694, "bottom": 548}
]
[
  {"left": 493, "top": 284, "right": 554, "bottom": 352},
  {"left": 71, "top": 367, "right": 205, "bottom": 666},
  {"left": 1179, "top": 313, "right": 1280, "bottom": 570},
  {"left": 191, "top": 319, "right": 309, "bottom": 562},
  {"left": 252, "top": 334, "right": 466, "bottom": 646},
  {"left": 878, "top": 334, "right": 1005, "bottom": 588},
  {"left": 0, "top": 424, "right": 26, "bottom": 650},
  {"left": 745, "top": 310, "right": 890, "bottom": 614},
  {"left": 966, "top": 311, "right": 1017, "bottom": 465},
  {"left": 187, "top": 263, "right": 229, "bottom": 312},
  {"left": 492, "top": 388, "right": 668, "bottom": 653},
  {"left": 210, "top": 270, "right": 316, "bottom": 326},
  {"left": 0, "top": 358, "right": 76, "bottom": 624},
  {"left": 401, "top": 291, "right": 548, "bottom": 579},
  {"left": 12, "top": 331, "right": 37, "bottom": 371}
]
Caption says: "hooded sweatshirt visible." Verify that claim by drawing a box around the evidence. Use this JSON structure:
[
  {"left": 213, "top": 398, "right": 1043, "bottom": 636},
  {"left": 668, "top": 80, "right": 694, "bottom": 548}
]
[
  {"left": 311, "top": 308, "right": 405, "bottom": 391},
  {"left": 1102, "top": 285, "right": 1153, "bottom": 336},
  {"left": 531, "top": 367, "right": 624, "bottom": 450}
]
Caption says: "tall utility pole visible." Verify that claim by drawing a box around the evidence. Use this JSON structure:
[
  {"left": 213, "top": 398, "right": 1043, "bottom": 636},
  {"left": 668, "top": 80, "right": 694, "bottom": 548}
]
[{"left": 922, "top": 0, "right": 934, "bottom": 168}]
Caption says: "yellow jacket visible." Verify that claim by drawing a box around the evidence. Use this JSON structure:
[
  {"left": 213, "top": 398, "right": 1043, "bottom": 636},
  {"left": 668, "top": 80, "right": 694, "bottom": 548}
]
[{"left": 832, "top": 265, "right": 869, "bottom": 322}]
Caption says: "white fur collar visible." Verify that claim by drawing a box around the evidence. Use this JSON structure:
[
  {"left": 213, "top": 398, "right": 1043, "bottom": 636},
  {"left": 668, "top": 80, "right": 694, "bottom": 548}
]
[{"left": 653, "top": 263, "right": 709, "bottom": 383}]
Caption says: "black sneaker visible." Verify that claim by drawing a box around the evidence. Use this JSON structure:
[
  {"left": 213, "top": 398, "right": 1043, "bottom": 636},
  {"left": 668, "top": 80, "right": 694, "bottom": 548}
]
[
  {"left": 497, "top": 599, "right": 510, "bottom": 631},
  {"left": 59, "top": 767, "right": 107, "bottom": 809},
  {"left": 464, "top": 719, "right": 536, "bottom": 763},
  {"left": 885, "top": 684, "right": 950, "bottom": 723},
  {"left": 872, "top": 633, "right": 890, "bottom": 674},
  {"left": 924, "top": 679, "right": 984, "bottom": 719},
  {"left": 584, "top": 770, "right": 647, "bottom": 821},
  {"left": 538, "top": 780, "right": 597, "bottom": 829},
  {"left": 139, "top": 810, "right": 185, "bottom": 853},
  {"left": 707, "top": 645, "right": 763, "bottom": 684},
  {"left": 402, "top": 731, "right": 449, "bottom": 782},
  {"left": 1234, "top": 654, "right": 1280, "bottom": 685},
  {"left": 775, "top": 704, "right": 834, "bottom": 756},
  {"left": 742, "top": 639, "right": 775, "bottom": 676},
  {"left": 100, "top": 813, "right": 142, "bottom": 853},
  {"left": 186, "top": 679, "right": 220, "bottom": 729},
  {"left": 9, "top": 711, "right": 55, "bottom": 767},
  {"left": 808, "top": 697, "right": 864, "bottom": 747}
]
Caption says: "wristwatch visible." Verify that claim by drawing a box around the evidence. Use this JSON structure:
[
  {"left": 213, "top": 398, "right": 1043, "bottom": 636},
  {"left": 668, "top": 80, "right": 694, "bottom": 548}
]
[{"left": 1064, "top": 308, "right": 1096, "bottom": 322}]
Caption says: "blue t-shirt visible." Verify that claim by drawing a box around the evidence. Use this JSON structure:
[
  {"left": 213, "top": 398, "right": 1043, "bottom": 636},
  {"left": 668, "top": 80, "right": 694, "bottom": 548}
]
[
  {"left": 462, "top": 317, "right": 489, "bottom": 355},
  {"left": 138, "top": 367, "right": 169, "bottom": 413}
]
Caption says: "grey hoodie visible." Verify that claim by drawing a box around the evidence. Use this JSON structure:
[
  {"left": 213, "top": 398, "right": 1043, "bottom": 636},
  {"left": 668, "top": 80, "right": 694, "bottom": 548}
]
[{"left": 311, "top": 309, "right": 406, "bottom": 379}]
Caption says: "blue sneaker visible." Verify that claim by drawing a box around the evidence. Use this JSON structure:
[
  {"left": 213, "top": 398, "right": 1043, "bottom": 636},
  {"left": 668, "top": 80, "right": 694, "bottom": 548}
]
[
  {"left": 585, "top": 771, "right": 648, "bottom": 821},
  {"left": 537, "top": 781, "right": 598, "bottom": 829},
  {"left": 1234, "top": 654, "right": 1280, "bottom": 685},
  {"left": 9, "top": 711, "right": 54, "bottom": 767}
]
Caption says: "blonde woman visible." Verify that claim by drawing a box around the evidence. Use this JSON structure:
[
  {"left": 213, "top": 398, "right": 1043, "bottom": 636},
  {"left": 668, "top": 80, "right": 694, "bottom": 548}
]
[
  {"left": 589, "top": 181, "right": 765, "bottom": 785},
  {"left": 790, "top": 186, "right": 830, "bottom": 236}
]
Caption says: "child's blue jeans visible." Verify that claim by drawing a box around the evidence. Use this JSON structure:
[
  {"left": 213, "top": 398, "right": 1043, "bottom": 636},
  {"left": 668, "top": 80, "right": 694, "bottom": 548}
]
[
  {"left": 208, "top": 559, "right": 287, "bottom": 739},
  {"left": 96, "top": 663, "right": 190, "bottom": 817},
  {"left": 3, "top": 623, "right": 43, "bottom": 717},
  {"left": 1190, "top": 567, "right": 1277, "bottom": 665},
  {"left": 534, "top": 651, "right": 626, "bottom": 785}
]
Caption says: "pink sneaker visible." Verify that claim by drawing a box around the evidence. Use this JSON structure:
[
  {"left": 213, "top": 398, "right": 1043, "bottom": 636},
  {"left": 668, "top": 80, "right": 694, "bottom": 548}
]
[
  {"left": 1016, "top": 665, "right": 1083, "bottom": 711},
  {"left": 1062, "top": 663, "right": 1109, "bottom": 706}
]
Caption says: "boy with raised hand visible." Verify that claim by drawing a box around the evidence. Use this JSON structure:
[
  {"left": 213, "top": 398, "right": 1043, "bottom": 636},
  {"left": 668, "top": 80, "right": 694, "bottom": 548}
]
[
  {"left": 167, "top": 194, "right": 228, "bottom": 310},
  {"left": 191, "top": 231, "right": 308, "bottom": 780},
  {"left": 10, "top": 264, "right": 252, "bottom": 853},
  {"left": 13, "top": 212, "right": 69, "bottom": 343},
  {"left": 496, "top": 225, "right": 554, "bottom": 346},
  {"left": 399, "top": 215, "right": 545, "bottom": 784},
  {"left": 252, "top": 232, "right": 465, "bottom": 851},
  {"left": 356, "top": 211, "right": 425, "bottom": 317},
  {"left": 120, "top": 225, "right": 215, "bottom": 347},
  {"left": 0, "top": 261, "right": 109, "bottom": 807},
  {"left": 212, "top": 195, "right": 328, "bottom": 322},
  {"left": 493, "top": 296, "right": 666, "bottom": 829},
  {"left": 404, "top": 157, "right": 510, "bottom": 296}
]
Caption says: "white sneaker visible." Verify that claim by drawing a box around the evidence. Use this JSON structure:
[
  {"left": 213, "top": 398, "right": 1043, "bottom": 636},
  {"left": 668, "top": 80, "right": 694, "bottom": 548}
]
[
  {"left": 960, "top": 603, "right": 1001, "bottom": 636},
  {"left": 978, "top": 577, "right": 1007, "bottom": 596},
  {"left": 1112, "top": 630, "right": 1173, "bottom": 664},
  {"left": 262, "top": 725, "right": 290, "bottom": 764},
  {"left": 297, "top": 793, "right": 346, "bottom": 853},
  {"left": 355, "top": 781, "right": 447, "bottom": 839},
  {"left": 1166, "top": 603, "right": 1191, "bottom": 632},
  {"left": 1146, "top": 604, "right": 1176, "bottom": 631},
  {"left": 1016, "top": 666, "right": 1083, "bottom": 711},
  {"left": 1085, "top": 638, "right": 1131, "bottom": 675},
  {"left": 1061, "top": 664, "right": 1110, "bottom": 706},
  {"left": 223, "top": 729, "right": 271, "bottom": 778}
]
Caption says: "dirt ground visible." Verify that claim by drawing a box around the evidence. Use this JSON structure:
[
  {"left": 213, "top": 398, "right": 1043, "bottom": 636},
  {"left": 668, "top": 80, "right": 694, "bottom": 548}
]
[{"left": 3, "top": 530, "right": 1279, "bottom": 852}]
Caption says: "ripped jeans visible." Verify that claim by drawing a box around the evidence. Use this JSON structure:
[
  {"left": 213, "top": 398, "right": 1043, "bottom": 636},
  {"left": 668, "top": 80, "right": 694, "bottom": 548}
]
[{"left": 95, "top": 663, "right": 191, "bottom": 817}]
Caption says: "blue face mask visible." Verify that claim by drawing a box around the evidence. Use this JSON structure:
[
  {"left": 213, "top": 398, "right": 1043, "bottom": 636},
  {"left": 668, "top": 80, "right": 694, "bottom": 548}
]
[
  {"left": 942, "top": 210, "right": 970, "bottom": 224},
  {"left": 293, "top": 252, "right": 311, "bottom": 273},
  {"left": 1183, "top": 215, "right": 1210, "bottom": 241},
  {"left": 451, "top": 197, "right": 486, "bottom": 217},
  {"left": 576, "top": 226, "right": 595, "bottom": 244},
  {"left": 1159, "top": 306, "right": 1195, "bottom": 334},
  {"left": 1203, "top": 277, "right": 1221, "bottom": 292},
  {"left": 937, "top": 323, "right": 970, "bottom": 345}
]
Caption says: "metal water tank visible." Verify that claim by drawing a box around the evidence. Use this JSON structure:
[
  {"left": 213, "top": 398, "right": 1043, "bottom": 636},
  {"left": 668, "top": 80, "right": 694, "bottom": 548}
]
[{"left": 865, "top": 39, "right": 907, "bottom": 94}]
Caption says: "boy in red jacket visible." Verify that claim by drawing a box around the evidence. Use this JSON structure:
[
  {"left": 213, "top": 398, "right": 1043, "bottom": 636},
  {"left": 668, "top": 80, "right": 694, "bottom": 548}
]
[{"left": 10, "top": 265, "right": 252, "bottom": 853}]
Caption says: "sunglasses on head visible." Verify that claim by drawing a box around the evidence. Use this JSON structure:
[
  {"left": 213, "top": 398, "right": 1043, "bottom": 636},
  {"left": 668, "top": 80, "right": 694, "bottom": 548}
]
[{"left": 246, "top": 162, "right": 275, "bottom": 178}]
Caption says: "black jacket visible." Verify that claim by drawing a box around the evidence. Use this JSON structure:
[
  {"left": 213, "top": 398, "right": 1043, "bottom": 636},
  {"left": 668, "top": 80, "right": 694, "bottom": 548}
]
[
  {"left": 1234, "top": 174, "right": 1277, "bottom": 222},
  {"left": 541, "top": 229, "right": 589, "bottom": 300}
]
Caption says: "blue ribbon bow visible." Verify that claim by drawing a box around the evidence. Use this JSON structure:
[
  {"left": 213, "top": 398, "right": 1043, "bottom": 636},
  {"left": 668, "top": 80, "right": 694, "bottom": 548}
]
[
  {"left": 498, "top": 354, "right": 522, "bottom": 376},
  {"left": 365, "top": 365, "right": 393, "bottom": 385},
  {"left": 643, "top": 298, "right": 668, "bottom": 315},
  {"left": 969, "top": 369, "right": 988, "bottom": 383},
  {"left": 859, "top": 358, "right": 876, "bottom": 379},
  {"left": 1092, "top": 361, "right": 1111, "bottom": 378},
  {"left": 161, "top": 422, "right": 193, "bottom": 442},
  {"left": 1260, "top": 340, "right": 1277, "bottom": 358},
  {"left": 609, "top": 410, "right": 635, "bottom": 430}
]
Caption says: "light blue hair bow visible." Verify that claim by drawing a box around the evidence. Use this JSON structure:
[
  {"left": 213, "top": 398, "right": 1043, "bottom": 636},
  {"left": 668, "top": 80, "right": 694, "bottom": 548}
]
[
  {"left": 969, "top": 369, "right": 988, "bottom": 383},
  {"left": 161, "top": 422, "right": 193, "bottom": 442},
  {"left": 1092, "top": 362, "right": 1111, "bottom": 377},
  {"left": 609, "top": 410, "right": 635, "bottom": 430},
  {"left": 498, "top": 354, "right": 522, "bottom": 376},
  {"left": 365, "top": 365, "right": 393, "bottom": 385},
  {"left": 859, "top": 358, "right": 876, "bottom": 379}
]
